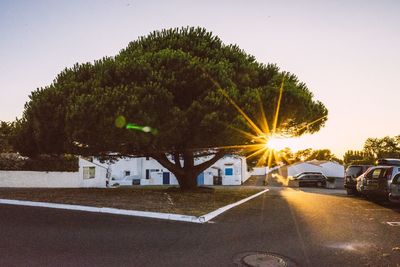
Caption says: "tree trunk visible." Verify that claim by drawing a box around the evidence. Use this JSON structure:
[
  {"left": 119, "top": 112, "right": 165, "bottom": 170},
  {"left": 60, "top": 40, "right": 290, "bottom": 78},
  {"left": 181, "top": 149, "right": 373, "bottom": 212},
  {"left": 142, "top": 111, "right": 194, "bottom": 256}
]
[
  {"left": 175, "top": 171, "right": 199, "bottom": 191},
  {"left": 151, "top": 151, "right": 225, "bottom": 191}
]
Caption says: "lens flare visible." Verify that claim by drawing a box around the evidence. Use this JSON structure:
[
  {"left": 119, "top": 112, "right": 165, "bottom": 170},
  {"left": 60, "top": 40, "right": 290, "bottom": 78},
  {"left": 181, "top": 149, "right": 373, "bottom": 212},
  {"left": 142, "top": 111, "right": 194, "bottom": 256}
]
[
  {"left": 115, "top": 115, "right": 126, "bottom": 128},
  {"left": 126, "top": 123, "right": 158, "bottom": 135}
]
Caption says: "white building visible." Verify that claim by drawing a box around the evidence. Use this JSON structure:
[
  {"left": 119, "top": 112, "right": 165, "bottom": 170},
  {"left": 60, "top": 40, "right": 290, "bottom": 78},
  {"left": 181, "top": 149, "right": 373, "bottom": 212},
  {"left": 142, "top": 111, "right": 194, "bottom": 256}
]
[
  {"left": 286, "top": 160, "right": 345, "bottom": 178},
  {"left": 100, "top": 155, "right": 250, "bottom": 186}
]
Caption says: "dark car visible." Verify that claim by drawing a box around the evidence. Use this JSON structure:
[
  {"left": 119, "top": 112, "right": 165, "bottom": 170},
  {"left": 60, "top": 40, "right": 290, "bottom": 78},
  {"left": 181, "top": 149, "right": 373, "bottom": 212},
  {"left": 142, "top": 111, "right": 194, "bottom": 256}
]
[
  {"left": 377, "top": 158, "right": 400, "bottom": 166},
  {"left": 344, "top": 165, "right": 372, "bottom": 195},
  {"left": 291, "top": 172, "right": 327, "bottom": 187},
  {"left": 357, "top": 163, "right": 400, "bottom": 201}
]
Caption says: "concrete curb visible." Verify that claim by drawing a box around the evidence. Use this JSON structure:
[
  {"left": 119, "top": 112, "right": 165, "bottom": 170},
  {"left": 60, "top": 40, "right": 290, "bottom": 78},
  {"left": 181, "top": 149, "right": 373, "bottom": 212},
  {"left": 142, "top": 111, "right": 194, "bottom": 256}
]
[{"left": 0, "top": 188, "right": 269, "bottom": 224}]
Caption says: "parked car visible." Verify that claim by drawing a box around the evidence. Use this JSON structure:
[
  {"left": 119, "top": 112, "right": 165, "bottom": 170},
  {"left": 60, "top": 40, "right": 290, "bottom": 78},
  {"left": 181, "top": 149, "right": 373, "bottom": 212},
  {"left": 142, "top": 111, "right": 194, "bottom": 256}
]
[
  {"left": 344, "top": 165, "right": 372, "bottom": 195},
  {"left": 389, "top": 173, "right": 400, "bottom": 202},
  {"left": 377, "top": 158, "right": 400, "bottom": 166},
  {"left": 110, "top": 175, "right": 141, "bottom": 187},
  {"left": 357, "top": 161, "right": 400, "bottom": 202},
  {"left": 290, "top": 172, "right": 327, "bottom": 187}
]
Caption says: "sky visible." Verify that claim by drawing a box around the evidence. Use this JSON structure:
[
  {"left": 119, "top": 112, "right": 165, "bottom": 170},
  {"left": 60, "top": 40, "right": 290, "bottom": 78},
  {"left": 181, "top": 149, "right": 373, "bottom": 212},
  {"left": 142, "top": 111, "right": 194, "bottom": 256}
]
[{"left": 1, "top": 0, "right": 399, "bottom": 158}]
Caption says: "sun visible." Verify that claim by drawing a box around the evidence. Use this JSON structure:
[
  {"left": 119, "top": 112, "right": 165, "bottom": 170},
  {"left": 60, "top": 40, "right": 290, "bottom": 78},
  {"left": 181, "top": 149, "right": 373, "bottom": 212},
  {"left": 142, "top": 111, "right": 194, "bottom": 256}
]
[{"left": 265, "top": 136, "right": 288, "bottom": 151}]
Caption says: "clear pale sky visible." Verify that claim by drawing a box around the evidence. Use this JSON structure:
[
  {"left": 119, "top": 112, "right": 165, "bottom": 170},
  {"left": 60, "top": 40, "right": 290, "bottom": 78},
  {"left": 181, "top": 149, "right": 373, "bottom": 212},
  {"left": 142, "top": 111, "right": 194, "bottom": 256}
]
[{"left": 1, "top": 0, "right": 399, "bottom": 158}]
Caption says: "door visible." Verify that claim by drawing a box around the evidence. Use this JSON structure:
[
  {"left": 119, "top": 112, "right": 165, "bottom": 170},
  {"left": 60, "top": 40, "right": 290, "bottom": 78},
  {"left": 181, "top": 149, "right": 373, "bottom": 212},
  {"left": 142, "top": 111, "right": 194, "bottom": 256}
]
[
  {"left": 197, "top": 172, "right": 205, "bottom": 185},
  {"left": 163, "top": 172, "right": 170, "bottom": 185},
  {"left": 390, "top": 174, "right": 400, "bottom": 197}
]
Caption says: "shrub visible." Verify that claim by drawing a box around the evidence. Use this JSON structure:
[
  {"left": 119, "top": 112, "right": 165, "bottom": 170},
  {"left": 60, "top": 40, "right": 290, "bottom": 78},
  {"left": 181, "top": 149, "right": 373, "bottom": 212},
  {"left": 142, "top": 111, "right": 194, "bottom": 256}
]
[{"left": 0, "top": 154, "right": 79, "bottom": 172}]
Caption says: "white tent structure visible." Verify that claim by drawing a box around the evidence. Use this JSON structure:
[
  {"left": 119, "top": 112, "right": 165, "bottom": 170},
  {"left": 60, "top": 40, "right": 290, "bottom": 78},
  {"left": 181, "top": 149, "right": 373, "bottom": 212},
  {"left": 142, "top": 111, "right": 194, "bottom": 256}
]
[{"left": 287, "top": 160, "right": 344, "bottom": 179}]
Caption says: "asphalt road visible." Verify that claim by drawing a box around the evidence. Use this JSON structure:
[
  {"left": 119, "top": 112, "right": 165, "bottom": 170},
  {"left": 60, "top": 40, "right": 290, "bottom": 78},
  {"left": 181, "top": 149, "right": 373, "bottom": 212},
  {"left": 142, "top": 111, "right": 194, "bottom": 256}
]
[{"left": 1, "top": 187, "right": 400, "bottom": 267}]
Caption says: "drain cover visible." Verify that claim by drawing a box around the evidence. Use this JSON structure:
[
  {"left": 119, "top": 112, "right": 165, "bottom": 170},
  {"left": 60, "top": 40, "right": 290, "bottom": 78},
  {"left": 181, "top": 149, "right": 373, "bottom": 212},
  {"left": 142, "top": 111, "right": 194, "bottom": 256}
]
[{"left": 233, "top": 252, "right": 297, "bottom": 267}]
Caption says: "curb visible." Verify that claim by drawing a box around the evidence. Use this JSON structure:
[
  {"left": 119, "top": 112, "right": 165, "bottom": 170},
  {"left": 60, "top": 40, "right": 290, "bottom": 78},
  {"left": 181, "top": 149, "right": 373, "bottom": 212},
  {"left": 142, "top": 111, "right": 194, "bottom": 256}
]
[{"left": 0, "top": 188, "right": 269, "bottom": 224}]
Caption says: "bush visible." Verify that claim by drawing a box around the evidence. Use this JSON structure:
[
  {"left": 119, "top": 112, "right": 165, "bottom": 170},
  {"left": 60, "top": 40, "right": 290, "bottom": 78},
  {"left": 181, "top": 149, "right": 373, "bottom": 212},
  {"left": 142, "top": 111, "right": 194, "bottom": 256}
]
[{"left": 0, "top": 154, "right": 79, "bottom": 172}]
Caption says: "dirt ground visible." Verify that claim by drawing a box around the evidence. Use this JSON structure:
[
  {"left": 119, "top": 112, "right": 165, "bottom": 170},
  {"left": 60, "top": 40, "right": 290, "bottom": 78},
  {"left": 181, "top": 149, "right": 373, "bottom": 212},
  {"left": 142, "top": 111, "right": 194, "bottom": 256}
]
[{"left": 0, "top": 187, "right": 262, "bottom": 216}]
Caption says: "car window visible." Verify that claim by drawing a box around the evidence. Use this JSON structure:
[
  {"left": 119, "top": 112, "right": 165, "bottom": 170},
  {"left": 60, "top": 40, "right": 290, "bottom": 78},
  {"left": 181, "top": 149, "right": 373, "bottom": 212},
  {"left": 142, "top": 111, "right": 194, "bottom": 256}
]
[
  {"left": 346, "top": 166, "right": 363, "bottom": 177},
  {"left": 393, "top": 174, "right": 400, "bottom": 185},
  {"left": 371, "top": 169, "right": 383, "bottom": 179}
]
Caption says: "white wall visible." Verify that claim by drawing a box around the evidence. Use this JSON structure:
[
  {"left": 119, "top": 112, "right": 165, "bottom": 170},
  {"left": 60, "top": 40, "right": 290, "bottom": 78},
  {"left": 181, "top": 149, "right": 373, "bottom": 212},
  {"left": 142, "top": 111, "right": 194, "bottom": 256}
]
[
  {"left": 250, "top": 167, "right": 267, "bottom": 176},
  {"left": 320, "top": 162, "right": 345, "bottom": 178},
  {"left": 212, "top": 156, "right": 243, "bottom": 185},
  {"left": 79, "top": 158, "right": 107, "bottom": 188},
  {"left": 0, "top": 158, "right": 107, "bottom": 188},
  {"left": 0, "top": 171, "right": 80, "bottom": 188},
  {"left": 106, "top": 157, "right": 141, "bottom": 179}
]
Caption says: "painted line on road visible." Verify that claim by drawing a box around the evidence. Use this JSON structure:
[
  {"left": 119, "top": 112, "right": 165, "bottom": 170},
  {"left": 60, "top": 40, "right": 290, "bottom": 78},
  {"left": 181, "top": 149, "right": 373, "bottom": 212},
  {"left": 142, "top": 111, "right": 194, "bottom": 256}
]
[
  {"left": 387, "top": 222, "right": 400, "bottom": 226},
  {"left": 199, "top": 188, "right": 270, "bottom": 223},
  {"left": 0, "top": 188, "right": 269, "bottom": 224}
]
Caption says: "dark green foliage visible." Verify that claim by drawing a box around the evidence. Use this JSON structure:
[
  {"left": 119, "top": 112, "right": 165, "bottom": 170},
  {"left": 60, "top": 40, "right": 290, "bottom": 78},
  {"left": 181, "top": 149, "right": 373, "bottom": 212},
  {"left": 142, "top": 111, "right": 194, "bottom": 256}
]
[
  {"left": 0, "top": 154, "right": 78, "bottom": 172},
  {"left": 0, "top": 121, "right": 15, "bottom": 153},
  {"left": 363, "top": 136, "right": 400, "bottom": 159},
  {"left": 343, "top": 150, "right": 375, "bottom": 166},
  {"left": 275, "top": 148, "right": 342, "bottom": 166},
  {"left": 343, "top": 135, "right": 400, "bottom": 166}
]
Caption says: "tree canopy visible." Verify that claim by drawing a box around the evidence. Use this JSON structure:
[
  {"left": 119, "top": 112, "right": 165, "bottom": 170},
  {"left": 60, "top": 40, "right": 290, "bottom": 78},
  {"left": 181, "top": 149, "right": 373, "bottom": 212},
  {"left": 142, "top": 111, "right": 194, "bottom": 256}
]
[
  {"left": 343, "top": 135, "right": 400, "bottom": 166},
  {"left": 14, "top": 27, "right": 328, "bottom": 189},
  {"left": 275, "top": 148, "right": 342, "bottom": 166}
]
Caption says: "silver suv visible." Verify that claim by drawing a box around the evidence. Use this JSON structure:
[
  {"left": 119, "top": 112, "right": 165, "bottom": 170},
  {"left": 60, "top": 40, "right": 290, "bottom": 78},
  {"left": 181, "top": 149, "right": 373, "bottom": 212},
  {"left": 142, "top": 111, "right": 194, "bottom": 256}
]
[{"left": 357, "top": 159, "right": 400, "bottom": 202}]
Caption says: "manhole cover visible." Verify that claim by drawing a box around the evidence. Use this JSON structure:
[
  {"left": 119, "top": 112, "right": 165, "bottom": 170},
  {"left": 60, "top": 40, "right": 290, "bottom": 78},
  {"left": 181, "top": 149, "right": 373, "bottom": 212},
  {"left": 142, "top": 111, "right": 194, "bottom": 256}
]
[
  {"left": 233, "top": 252, "right": 297, "bottom": 267},
  {"left": 243, "top": 253, "right": 287, "bottom": 267}
]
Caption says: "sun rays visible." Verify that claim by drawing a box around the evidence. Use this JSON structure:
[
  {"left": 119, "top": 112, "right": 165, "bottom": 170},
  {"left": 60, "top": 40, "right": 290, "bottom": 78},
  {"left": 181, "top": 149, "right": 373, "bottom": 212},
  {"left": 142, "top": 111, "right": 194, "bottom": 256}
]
[{"left": 204, "top": 73, "right": 326, "bottom": 168}]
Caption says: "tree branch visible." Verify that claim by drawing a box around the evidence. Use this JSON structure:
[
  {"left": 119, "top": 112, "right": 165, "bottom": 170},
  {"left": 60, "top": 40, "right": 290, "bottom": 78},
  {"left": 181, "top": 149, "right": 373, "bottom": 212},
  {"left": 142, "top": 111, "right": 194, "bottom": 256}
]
[
  {"left": 151, "top": 153, "right": 183, "bottom": 175},
  {"left": 173, "top": 151, "right": 182, "bottom": 168},
  {"left": 193, "top": 151, "right": 225, "bottom": 173}
]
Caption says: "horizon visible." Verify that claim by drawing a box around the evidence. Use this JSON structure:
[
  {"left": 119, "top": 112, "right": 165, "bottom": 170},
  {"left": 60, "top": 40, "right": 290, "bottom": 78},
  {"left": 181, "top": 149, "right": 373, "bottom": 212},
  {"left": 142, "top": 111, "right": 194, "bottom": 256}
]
[{"left": 1, "top": 0, "right": 399, "bottom": 158}]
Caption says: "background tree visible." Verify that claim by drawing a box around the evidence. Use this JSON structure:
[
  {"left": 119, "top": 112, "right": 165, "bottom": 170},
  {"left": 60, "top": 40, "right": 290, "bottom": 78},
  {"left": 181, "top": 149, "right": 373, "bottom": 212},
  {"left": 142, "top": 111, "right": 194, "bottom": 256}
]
[
  {"left": 14, "top": 27, "right": 328, "bottom": 190},
  {"left": 343, "top": 135, "right": 400, "bottom": 166},
  {"left": 363, "top": 136, "right": 400, "bottom": 159},
  {"left": 0, "top": 121, "right": 15, "bottom": 153},
  {"left": 343, "top": 150, "right": 374, "bottom": 166}
]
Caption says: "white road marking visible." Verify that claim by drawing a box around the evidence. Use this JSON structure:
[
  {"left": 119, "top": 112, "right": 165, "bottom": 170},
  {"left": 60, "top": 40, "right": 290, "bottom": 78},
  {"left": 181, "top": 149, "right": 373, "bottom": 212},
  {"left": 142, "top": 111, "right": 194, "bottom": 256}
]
[
  {"left": 386, "top": 222, "right": 400, "bottom": 226},
  {"left": 0, "top": 188, "right": 269, "bottom": 224}
]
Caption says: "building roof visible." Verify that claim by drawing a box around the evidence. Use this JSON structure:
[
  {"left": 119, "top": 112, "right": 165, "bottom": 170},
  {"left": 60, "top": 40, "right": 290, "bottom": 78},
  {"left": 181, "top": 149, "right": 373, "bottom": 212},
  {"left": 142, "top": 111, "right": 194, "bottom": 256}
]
[{"left": 290, "top": 160, "right": 341, "bottom": 167}]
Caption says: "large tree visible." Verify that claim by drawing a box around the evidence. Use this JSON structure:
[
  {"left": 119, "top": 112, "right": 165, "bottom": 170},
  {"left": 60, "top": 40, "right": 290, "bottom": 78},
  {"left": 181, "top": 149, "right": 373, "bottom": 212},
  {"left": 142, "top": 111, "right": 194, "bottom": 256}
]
[{"left": 14, "top": 27, "right": 328, "bottom": 190}]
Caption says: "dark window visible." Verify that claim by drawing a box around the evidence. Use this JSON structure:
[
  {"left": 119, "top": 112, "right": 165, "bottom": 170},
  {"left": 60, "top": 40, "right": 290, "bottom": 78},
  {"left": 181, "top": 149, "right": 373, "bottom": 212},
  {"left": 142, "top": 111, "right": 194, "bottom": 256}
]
[
  {"left": 124, "top": 171, "right": 130, "bottom": 177},
  {"left": 146, "top": 169, "right": 150, "bottom": 179},
  {"left": 392, "top": 174, "right": 400, "bottom": 185},
  {"left": 146, "top": 157, "right": 150, "bottom": 160},
  {"left": 346, "top": 166, "right": 363, "bottom": 178}
]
